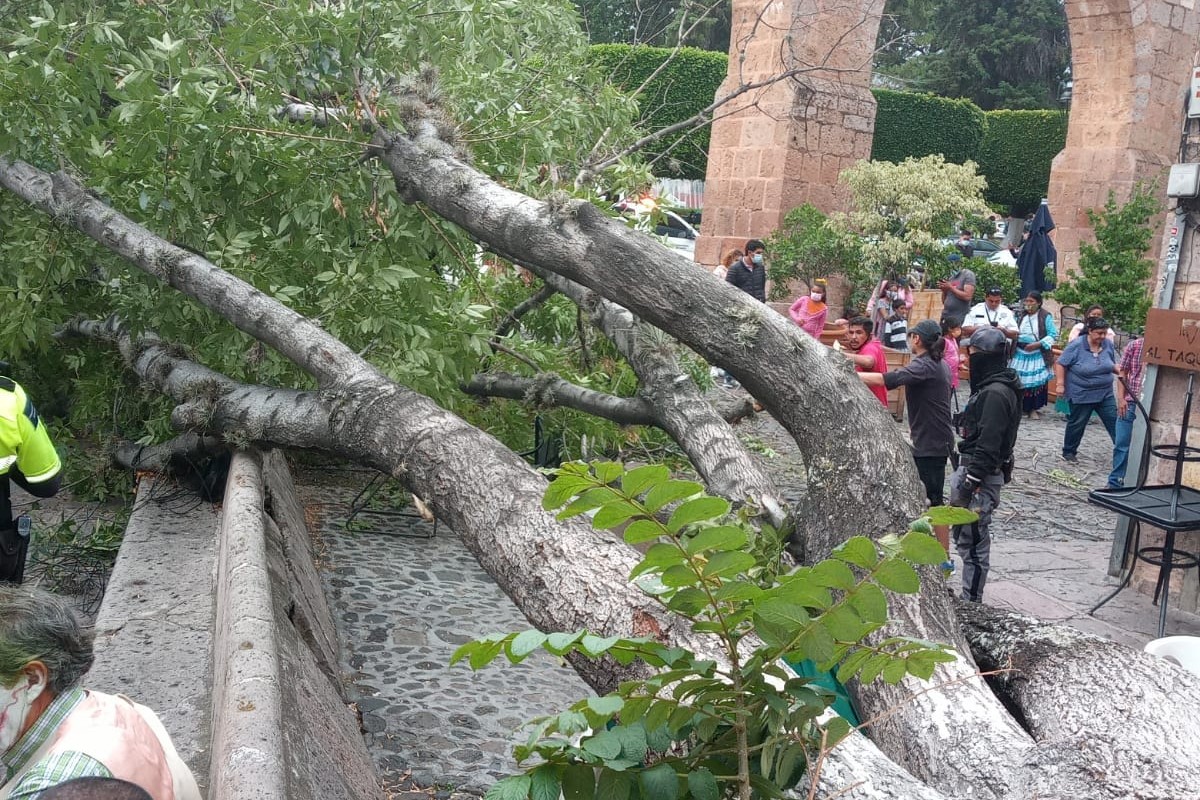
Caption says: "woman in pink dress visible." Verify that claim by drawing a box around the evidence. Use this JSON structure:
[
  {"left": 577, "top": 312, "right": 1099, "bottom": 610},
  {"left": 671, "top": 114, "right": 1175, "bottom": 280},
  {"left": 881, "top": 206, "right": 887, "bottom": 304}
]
[{"left": 788, "top": 280, "right": 829, "bottom": 339}]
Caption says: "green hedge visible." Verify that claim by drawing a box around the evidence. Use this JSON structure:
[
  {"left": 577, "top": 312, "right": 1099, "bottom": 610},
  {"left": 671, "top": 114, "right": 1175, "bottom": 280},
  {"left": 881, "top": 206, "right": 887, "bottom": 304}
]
[
  {"left": 588, "top": 44, "right": 726, "bottom": 180},
  {"left": 976, "top": 110, "right": 1068, "bottom": 217},
  {"left": 869, "top": 89, "right": 987, "bottom": 165}
]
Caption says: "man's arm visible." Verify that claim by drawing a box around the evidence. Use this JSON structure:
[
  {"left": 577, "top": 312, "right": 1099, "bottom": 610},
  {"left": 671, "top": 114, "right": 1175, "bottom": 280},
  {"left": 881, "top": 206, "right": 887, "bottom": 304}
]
[{"left": 962, "top": 390, "right": 1009, "bottom": 479}]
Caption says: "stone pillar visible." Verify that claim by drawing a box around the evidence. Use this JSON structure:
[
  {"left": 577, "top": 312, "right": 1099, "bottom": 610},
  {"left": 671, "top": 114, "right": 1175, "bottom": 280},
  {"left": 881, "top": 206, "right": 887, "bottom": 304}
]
[
  {"left": 695, "top": 0, "right": 885, "bottom": 267},
  {"left": 1049, "top": 0, "right": 1199, "bottom": 277}
]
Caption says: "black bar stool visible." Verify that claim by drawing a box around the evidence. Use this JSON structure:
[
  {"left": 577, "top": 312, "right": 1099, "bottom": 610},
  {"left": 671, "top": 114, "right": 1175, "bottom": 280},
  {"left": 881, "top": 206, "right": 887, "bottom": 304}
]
[{"left": 1090, "top": 372, "right": 1200, "bottom": 638}]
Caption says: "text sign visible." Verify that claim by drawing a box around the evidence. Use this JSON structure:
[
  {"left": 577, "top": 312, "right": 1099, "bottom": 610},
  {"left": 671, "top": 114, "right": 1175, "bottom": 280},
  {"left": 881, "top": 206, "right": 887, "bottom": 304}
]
[{"left": 1144, "top": 308, "right": 1200, "bottom": 368}]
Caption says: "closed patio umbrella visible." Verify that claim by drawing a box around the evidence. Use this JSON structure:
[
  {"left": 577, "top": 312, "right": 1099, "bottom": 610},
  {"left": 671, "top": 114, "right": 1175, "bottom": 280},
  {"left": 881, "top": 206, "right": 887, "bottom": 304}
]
[{"left": 1016, "top": 199, "right": 1057, "bottom": 296}]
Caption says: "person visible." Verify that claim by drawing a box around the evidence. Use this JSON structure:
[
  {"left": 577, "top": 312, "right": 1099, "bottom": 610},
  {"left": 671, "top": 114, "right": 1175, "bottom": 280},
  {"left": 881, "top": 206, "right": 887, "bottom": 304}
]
[
  {"left": 724, "top": 239, "right": 768, "bottom": 302},
  {"left": 837, "top": 317, "right": 888, "bottom": 408},
  {"left": 39, "top": 777, "right": 152, "bottom": 800},
  {"left": 868, "top": 279, "right": 912, "bottom": 338},
  {"left": 955, "top": 231, "right": 975, "bottom": 259},
  {"left": 0, "top": 586, "right": 201, "bottom": 799},
  {"left": 882, "top": 298, "right": 909, "bottom": 351},
  {"left": 1054, "top": 316, "right": 1120, "bottom": 463},
  {"left": 712, "top": 248, "right": 742, "bottom": 281},
  {"left": 788, "top": 279, "right": 828, "bottom": 339},
  {"left": 1, "top": 375, "right": 63, "bottom": 584},
  {"left": 948, "top": 327, "right": 1022, "bottom": 602},
  {"left": 857, "top": 319, "right": 954, "bottom": 565},
  {"left": 961, "top": 287, "right": 1018, "bottom": 341},
  {"left": 1067, "top": 304, "right": 1117, "bottom": 345},
  {"left": 1109, "top": 334, "right": 1145, "bottom": 489},
  {"left": 937, "top": 253, "right": 976, "bottom": 324},
  {"left": 941, "top": 315, "right": 964, "bottom": 394},
  {"left": 1010, "top": 291, "right": 1058, "bottom": 419}
]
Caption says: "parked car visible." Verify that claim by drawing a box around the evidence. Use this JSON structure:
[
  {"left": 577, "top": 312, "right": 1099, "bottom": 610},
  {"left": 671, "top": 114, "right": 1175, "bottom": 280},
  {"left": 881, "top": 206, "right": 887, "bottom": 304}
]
[{"left": 613, "top": 199, "right": 698, "bottom": 257}]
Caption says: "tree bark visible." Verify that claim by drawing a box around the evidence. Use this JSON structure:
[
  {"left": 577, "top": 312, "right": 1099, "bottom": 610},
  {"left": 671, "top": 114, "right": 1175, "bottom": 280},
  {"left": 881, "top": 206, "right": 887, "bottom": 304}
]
[
  {"left": 958, "top": 602, "right": 1200, "bottom": 799},
  {"left": 111, "top": 432, "right": 227, "bottom": 472},
  {"left": 462, "top": 371, "right": 657, "bottom": 425}
]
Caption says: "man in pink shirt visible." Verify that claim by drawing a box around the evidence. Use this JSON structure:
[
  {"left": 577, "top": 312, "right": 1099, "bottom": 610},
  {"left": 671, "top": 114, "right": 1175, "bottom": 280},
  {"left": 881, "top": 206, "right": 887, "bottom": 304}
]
[{"left": 840, "top": 317, "right": 889, "bottom": 407}]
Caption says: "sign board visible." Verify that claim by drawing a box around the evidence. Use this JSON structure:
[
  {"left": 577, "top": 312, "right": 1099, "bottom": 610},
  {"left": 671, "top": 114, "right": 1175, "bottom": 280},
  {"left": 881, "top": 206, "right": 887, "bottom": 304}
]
[{"left": 1144, "top": 308, "right": 1200, "bottom": 368}]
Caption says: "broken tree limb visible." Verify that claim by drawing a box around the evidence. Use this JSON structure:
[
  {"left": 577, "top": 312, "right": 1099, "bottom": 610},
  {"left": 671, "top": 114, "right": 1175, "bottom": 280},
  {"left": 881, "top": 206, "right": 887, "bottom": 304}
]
[{"left": 462, "top": 371, "right": 657, "bottom": 425}]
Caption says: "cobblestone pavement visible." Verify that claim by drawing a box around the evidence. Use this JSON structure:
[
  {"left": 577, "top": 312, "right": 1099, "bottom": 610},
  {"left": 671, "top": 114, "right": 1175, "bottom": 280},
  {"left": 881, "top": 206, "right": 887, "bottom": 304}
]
[{"left": 303, "top": 475, "right": 592, "bottom": 795}]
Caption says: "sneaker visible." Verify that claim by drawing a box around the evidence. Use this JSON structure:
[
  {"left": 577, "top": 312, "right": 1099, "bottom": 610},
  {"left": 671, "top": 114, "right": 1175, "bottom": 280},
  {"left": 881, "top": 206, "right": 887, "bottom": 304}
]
[{"left": 1062, "top": 452, "right": 1078, "bottom": 463}]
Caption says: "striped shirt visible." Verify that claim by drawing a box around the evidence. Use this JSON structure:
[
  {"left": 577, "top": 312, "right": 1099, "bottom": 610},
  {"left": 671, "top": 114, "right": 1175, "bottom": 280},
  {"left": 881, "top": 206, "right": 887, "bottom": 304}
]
[{"left": 2, "top": 688, "right": 113, "bottom": 798}]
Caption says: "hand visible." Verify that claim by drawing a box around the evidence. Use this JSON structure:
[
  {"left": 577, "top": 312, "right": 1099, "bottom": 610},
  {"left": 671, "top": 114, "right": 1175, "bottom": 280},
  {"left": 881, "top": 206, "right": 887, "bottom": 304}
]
[
  {"left": 937, "top": 280, "right": 950, "bottom": 290},
  {"left": 1118, "top": 398, "right": 1128, "bottom": 417},
  {"left": 1024, "top": 343, "right": 1040, "bottom": 353},
  {"left": 1055, "top": 383, "right": 1065, "bottom": 395}
]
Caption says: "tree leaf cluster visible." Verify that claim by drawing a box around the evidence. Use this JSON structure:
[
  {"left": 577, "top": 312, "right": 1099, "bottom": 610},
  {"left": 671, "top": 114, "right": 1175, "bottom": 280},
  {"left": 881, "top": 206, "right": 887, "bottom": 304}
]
[{"left": 454, "top": 460, "right": 958, "bottom": 800}]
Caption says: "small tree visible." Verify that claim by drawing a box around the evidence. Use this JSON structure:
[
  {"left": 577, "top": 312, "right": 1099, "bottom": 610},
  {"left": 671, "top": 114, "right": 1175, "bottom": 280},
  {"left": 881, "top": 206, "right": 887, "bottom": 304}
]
[
  {"left": 764, "top": 204, "right": 866, "bottom": 301},
  {"left": 830, "top": 155, "right": 991, "bottom": 282},
  {"left": 1055, "top": 185, "right": 1161, "bottom": 333}
]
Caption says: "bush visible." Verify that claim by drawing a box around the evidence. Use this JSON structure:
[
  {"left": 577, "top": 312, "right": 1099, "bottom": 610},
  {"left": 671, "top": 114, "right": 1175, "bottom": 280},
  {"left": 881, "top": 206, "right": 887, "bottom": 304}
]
[
  {"left": 588, "top": 44, "right": 728, "bottom": 180},
  {"left": 921, "top": 253, "right": 1021, "bottom": 307},
  {"left": 976, "top": 110, "right": 1068, "bottom": 216},
  {"left": 870, "top": 89, "right": 988, "bottom": 165},
  {"left": 764, "top": 204, "right": 866, "bottom": 300},
  {"left": 1054, "top": 185, "right": 1161, "bottom": 333}
]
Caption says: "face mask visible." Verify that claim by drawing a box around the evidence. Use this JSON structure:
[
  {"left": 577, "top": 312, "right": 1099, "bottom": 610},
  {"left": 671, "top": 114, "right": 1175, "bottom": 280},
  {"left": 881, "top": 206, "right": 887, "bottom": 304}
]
[
  {"left": 0, "top": 673, "right": 45, "bottom": 753},
  {"left": 810, "top": 292, "right": 823, "bottom": 302},
  {"left": 752, "top": 254, "right": 764, "bottom": 266}
]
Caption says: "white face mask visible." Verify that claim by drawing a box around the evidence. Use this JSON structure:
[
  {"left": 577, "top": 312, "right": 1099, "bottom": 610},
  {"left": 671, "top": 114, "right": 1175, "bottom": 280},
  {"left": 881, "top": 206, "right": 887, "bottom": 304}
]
[
  {"left": 810, "top": 292, "right": 823, "bottom": 302},
  {"left": 0, "top": 673, "right": 45, "bottom": 753}
]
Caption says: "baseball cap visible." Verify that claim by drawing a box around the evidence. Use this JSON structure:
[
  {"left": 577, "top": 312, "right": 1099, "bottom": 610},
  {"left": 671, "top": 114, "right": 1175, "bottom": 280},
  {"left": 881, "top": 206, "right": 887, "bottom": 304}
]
[
  {"left": 985, "top": 286, "right": 1003, "bottom": 296},
  {"left": 910, "top": 319, "right": 941, "bottom": 341},
  {"left": 968, "top": 326, "right": 1008, "bottom": 354},
  {"left": 1085, "top": 316, "right": 1110, "bottom": 331},
  {"left": 948, "top": 252, "right": 962, "bottom": 262}
]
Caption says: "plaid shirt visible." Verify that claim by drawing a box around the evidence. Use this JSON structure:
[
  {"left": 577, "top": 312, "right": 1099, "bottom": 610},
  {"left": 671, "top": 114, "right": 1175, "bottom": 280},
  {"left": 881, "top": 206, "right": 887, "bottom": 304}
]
[
  {"left": 2, "top": 688, "right": 113, "bottom": 798},
  {"left": 1120, "top": 337, "right": 1145, "bottom": 402}
]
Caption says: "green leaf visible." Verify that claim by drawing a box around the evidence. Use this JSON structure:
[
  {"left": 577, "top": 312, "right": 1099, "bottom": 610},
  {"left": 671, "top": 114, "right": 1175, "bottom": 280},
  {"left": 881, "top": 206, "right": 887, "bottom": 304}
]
[
  {"left": 811, "top": 560, "right": 856, "bottom": 589},
  {"left": 823, "top": 716, "right": 852, "bottom": 747},
  {"left": 545, "top": 631, "right": 585, "bottom": 655},
  {"left": 596, "top": 770, "right": 633, "bottom": 800},
  {"left": 847, "top": 582, "right": 888, "bottom": 624},
  {"left": 661, "top": 564, "right": 699, "bottom": 588},
  {"left": 643, "top": 480, "right": 703, "bottom": 513},
  {"left": 593, "top": 461, "right": 625, "bottom": 485},
  {"left": 508, "top": 630, "right": 548, "bottom": 660},
  {"left": 683, "top": 525, "right": 747, "bottom": 555},
  {"left": 580, "top": 634, "right": 622, "bottom": 657},
  {"left": 630, "top": 543, "right": 685, "bottom": 578},
  {"left": 582, "top": 729, "right": 622, "bottom": 759},
  {"left": 873, "top": 559, "right": 921, "bottom": 593},
  {"left": 795, "top": 624, "right": 835, "bottom": 664},
  {"left": 587, "top": 695, "right": 625, "bottom": 716},
  {"left": 531, "top": 766, "right": 560, "bottom": 800},
  {"left": 899, "top": 531, "right": 948, "bottom": 565},
  {"left": 558, "top": 487, "right": 619, "bottom": 520},
  {"left": 754, "top": 598, "right": 810, "bottom": 629},
  {"left": 562, "top": 764, "right": 596, "bottom": 800},
  {"left": 925, "top": 505, "right": 979, "bottom": 526},
  {"left": 881, "top": 658, "right": 909, "bottom": 685},
  {"left": 622, "top": 464, "right": 669, "bottom": 496},
  {"left": 834, "top": 536, "right": 878, "bottom": 568},
  {"left": 486, "top": 775, "right": 532, "bottom": 800},
  {"left": 543, "top": 475, "right": 592, "bottom": 510},
  {"left": 638, "top": 763, "right": 679, "bottom": 800},
  {"left": 621, "top": 696, "right": 652, "bottom": 723},
  {"left": 614, "top": 723, "right": 648, "bottom": 762},
  {"left": 624, "top": 519, "right": 665, "bottom": 545},
  {"left": 593, "top": 499, "right": 642, "bottom": 530},
  {"left": 667, "top": 496, "right": 730, "bottom": 532},
  {"left": 714, "top": 580, "right": 763, "bottom": 603},
  {"left": 702, "top": 550, "right": 755, "bottom": 578},
  {"left": 686, "top": 768, "right": 718, "bottom": 800}
]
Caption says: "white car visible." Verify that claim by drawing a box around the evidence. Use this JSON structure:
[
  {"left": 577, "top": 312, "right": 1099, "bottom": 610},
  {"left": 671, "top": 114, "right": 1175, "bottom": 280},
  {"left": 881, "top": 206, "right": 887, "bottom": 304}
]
[
  {"left": 988, "top": 247, "right": 1017, "bottom": 267},
  {"left": 613, "top": 200, "right": 698, "bottom": 258}
]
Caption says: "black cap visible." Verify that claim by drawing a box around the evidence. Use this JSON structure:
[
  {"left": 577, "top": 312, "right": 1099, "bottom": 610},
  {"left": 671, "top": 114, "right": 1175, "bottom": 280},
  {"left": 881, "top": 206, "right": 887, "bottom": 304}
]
[
  {"left": 968, "top": 327, "right": 1008, "bottom": 354},
  {"left": 910, "top": 319, "right": 941, "bottom": 342},
  {"left": 1086, "top": 316, "right": 1110, "bottom": 331}
]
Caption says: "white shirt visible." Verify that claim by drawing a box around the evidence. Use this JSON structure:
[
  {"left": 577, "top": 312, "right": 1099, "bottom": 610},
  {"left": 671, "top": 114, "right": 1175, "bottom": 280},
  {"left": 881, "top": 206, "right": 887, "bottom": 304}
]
[{"left": 964, "top": 301, "right": 1018, "bottom": 334}]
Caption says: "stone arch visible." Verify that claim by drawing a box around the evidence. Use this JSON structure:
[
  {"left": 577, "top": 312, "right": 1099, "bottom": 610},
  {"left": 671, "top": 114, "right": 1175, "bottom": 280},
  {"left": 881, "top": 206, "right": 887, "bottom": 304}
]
[{"left": 697, "top": 0, "right": 1199, "bottom": 276}]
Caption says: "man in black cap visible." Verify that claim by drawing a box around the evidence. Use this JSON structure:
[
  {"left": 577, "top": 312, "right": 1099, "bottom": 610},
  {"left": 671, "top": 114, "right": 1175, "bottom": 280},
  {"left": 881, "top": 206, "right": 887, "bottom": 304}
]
[
  {"left": 948, "top": 327, "right": 1022, "bottom": 602},
  {"left": 961, "top": 286, "right": 1018, "bottom": 340}
]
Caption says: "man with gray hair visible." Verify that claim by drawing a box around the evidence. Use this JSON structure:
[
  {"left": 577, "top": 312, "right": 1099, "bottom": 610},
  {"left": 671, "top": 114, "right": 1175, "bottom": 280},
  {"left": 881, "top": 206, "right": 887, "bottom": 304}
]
[{"left": 0, "top": 586, "right": 200, "bottom": 800}]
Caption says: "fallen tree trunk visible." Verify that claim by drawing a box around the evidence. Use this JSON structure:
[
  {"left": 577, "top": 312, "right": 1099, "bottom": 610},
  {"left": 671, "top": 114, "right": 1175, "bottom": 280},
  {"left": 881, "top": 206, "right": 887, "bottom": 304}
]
[{"left": 958, "top": 602, "right": 1200, "bottom": 799}]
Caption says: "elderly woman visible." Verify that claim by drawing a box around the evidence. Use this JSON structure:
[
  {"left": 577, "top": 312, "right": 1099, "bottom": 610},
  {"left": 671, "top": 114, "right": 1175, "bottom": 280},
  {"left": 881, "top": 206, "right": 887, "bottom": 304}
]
[
  {"left": 788, "top": 279, "right": 828, "bottom": 339},
  {"left": 1054, "top": 316, "right": 1122, "bottom": 463},
  {"left": 1010, "top": 290, "right": 1058, "bottom": 419},
  {"left": 0, "top": 586, "right": 200, "bottom": 799}
]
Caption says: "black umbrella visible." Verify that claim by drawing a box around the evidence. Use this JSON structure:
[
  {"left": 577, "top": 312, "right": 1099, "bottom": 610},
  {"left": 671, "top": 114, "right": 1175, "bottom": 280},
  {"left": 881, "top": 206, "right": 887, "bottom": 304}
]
[{"left": 1016, "top": 200, "right": 1057, "bottom": 296}]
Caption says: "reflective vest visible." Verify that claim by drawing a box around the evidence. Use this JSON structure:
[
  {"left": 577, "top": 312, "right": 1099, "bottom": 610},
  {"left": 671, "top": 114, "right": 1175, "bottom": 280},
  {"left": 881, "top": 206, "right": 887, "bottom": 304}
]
[{"left": 0, "top": 377, "right": 60, "bottom": 484}]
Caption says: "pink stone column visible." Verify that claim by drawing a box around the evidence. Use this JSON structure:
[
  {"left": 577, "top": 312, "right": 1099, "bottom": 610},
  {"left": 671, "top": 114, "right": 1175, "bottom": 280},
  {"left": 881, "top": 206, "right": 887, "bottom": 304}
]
[{"left": 695, "top": 0, "right": 885, "bottom": 267}]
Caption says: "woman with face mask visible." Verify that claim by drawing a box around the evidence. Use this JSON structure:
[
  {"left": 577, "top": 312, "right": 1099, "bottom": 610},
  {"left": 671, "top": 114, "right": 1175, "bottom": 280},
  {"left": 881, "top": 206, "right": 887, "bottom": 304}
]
[
  {"left": 788, "top": 279, "right": 828, "bottom": 339},
  {"left": 1010, "top": 291, "right": 1058, "bottom": 419}
]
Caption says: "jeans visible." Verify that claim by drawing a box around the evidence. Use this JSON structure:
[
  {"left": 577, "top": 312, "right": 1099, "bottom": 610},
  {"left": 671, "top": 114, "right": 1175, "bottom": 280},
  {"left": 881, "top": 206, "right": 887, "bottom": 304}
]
[
  {"left": 949, "top": 465, "right": 1004, "bottom": 602},
  {"left": 1062, "top": 395, "right": 1118, "bottom": 459},
  {"left": 1108, "top": 406, "right": 1137, "bottom": 488}
]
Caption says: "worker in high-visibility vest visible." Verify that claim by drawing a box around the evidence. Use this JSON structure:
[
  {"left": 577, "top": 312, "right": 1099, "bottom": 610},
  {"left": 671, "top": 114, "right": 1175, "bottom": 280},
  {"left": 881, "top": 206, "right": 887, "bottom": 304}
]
[{"left": 0, "top": 375, "right": 62, "bottom": 584}]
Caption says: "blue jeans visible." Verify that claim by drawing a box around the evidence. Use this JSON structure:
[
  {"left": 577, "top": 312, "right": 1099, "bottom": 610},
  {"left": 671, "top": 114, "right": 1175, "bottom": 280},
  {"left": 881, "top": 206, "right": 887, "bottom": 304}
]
[
  {"left": 1063, "top": 395, "right": 1118, "bottom": 459},
  {"left": 1108, "top": 406, "right": 1137, "bottom": 488}
]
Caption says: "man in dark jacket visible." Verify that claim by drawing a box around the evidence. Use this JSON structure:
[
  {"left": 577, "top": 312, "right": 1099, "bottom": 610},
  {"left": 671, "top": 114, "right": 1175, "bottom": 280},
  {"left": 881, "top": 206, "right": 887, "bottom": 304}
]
[
  {"left": 949, "top": 327, "right": 1022, "bottom": 602},
  {"left": 724, "top": 239, "right": 768, "bottom": 302}
]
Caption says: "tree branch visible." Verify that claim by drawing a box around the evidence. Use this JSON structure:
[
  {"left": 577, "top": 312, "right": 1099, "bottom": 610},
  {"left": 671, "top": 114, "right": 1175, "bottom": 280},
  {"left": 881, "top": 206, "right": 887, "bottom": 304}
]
[
  {"left": 462, "top": 372, "right": 655, "bottom": 426},
  {"left": 495, "top": 284, "right": 557, "bottom": 339},
  {"left": 112, "top": 431, "right": 227, "bottom": 473}
]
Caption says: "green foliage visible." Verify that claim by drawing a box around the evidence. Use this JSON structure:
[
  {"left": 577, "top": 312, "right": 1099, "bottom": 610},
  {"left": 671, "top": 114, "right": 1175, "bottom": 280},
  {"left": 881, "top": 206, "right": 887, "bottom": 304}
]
[
  {"left": 454, "top": 461, "right": 958, "bottom": 800},
  {"left": 831, "top": 155, "right": 991, "bottom": 279},
  {"left": 588, "top": 44, "right": 727, "bottom": 179},
  {"left": 764, "top": 205, "right": 867, "bottom": 300},
  {"left": 921, "top": 255, "right": 1020, "bottom": 305},
  {"left": 870, "top": 89, "right": 987, "bottom": 166},
  {"left": 976, "top": 110, "right": 1067, "bottom": 216},
  {"left": 574, "top": 0, "right": 729, "bottom": 52},
  {"left": 875, "top": 0, "right": 1070, "bottom": 111},
  {"left": 1055, "top": 186, "right": 1162, "bottom": 333}
]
